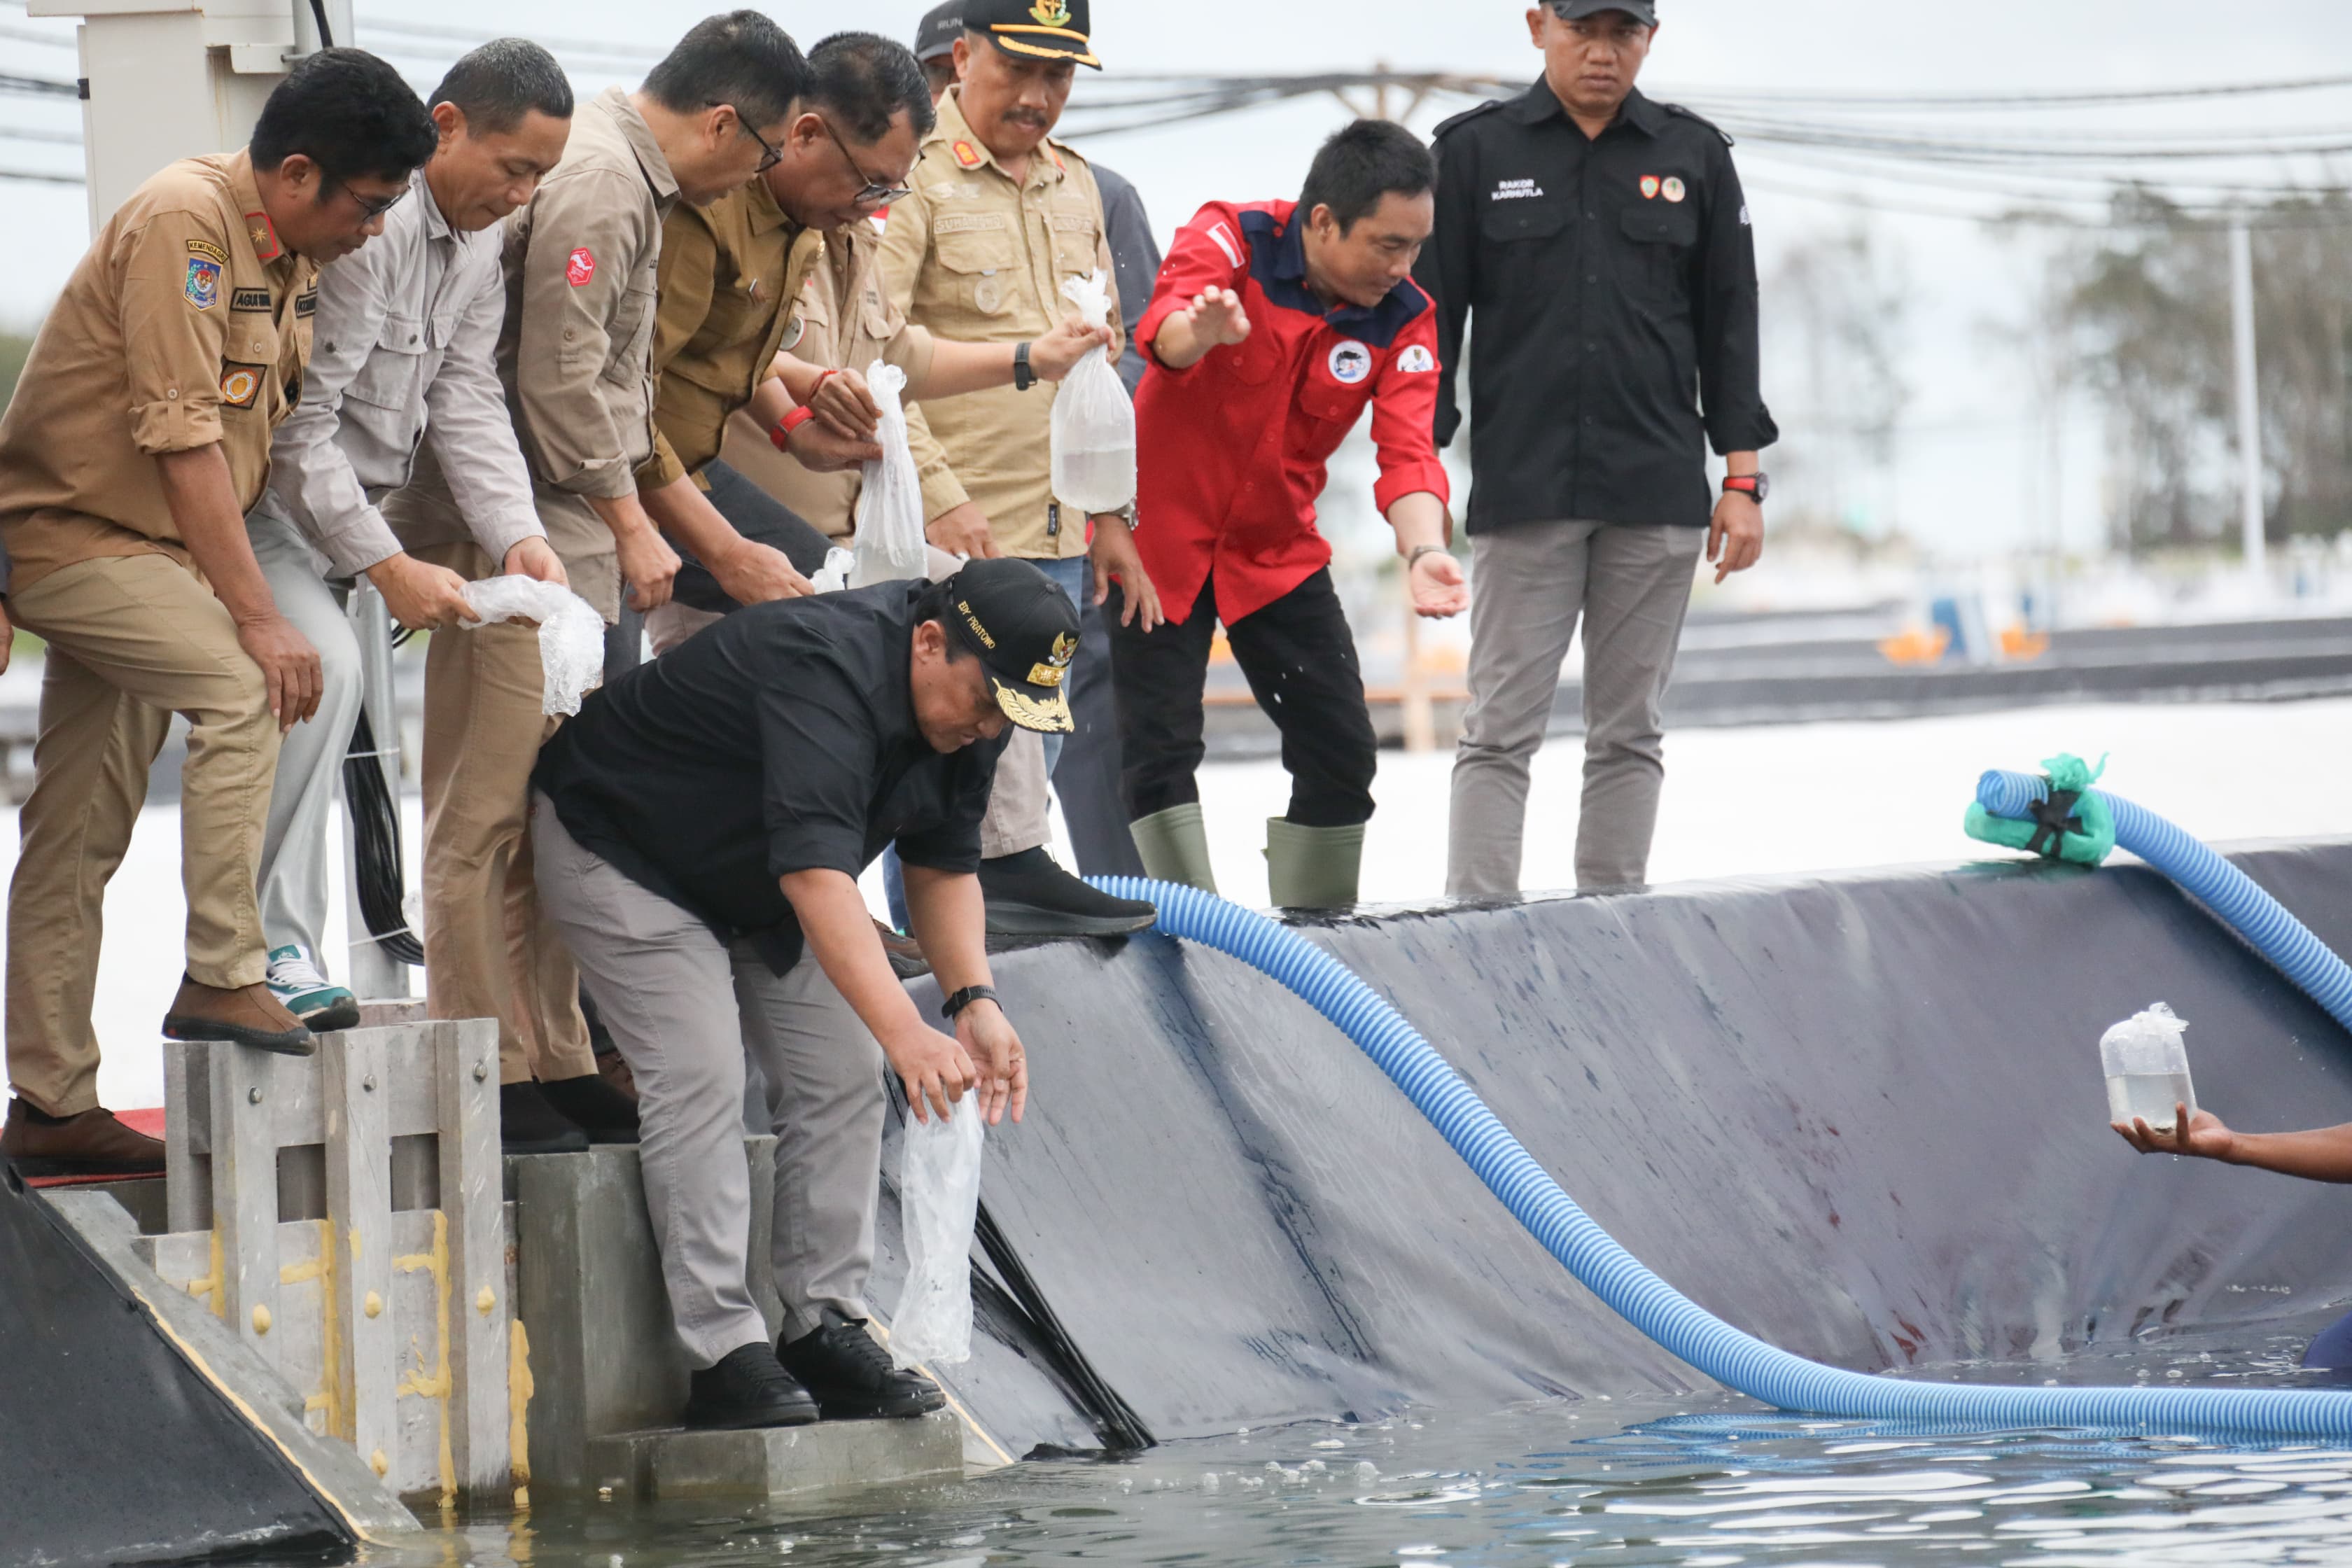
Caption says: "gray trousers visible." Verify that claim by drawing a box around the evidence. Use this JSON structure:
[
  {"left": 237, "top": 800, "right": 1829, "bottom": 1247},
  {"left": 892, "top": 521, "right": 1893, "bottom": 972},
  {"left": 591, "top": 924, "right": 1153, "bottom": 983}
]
[
  {"left": 248, "top": 508, "right": 366, "bottom": 974},
  {"left": 1448, "top": 520, "right": 1702, "bottom": 895},
  {"left": 531, "top": 790, "right": 886, "bottom": 1365}
]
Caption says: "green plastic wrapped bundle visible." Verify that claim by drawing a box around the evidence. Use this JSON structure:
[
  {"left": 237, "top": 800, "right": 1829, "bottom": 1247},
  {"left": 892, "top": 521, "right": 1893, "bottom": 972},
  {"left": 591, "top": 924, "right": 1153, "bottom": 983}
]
[{"left": 1964, "top": 752, "right": 2117, "bottom": 867}]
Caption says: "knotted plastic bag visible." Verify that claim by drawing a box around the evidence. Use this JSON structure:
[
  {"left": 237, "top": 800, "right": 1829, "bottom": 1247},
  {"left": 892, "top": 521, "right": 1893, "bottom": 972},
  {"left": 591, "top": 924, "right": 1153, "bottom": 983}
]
[
  {"left": 808, "top": 545, "right": 858, "bottom": 594},
  {"left": 851, "top": 361, "right": 931, "bottom": 589},
  {"left": 889, "top": 1099, "right": 984, "bottom": 1369},
  {"left": 1049, "top": 269, "right": 1135, "bottom": 514},
  {"left": 458, "top": 575, "right": 606, "bottom": 717}
]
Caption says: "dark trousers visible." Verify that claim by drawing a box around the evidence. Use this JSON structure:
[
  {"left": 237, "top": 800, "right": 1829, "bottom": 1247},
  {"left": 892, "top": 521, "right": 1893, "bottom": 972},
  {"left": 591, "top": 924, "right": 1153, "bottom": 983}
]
[
  {"left": 1110, "top": 567, "right": 1377, "bottom": 829},
  {"left": 671, "top": 459, "right": 838, "bottom": 613},
  {"left": 1057, "top": 580, "right": 1146, "bottom": 876}
]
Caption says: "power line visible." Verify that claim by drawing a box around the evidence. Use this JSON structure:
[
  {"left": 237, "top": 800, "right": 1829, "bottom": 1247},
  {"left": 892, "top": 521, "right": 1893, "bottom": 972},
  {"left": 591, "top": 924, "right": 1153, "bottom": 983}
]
[
  {"left": 0, "top": 73, "right": 75, "bottom": 98},
  {"left": 0, "top": 20, "right": 72, "bottom": 48},
  {"left": 0, "top": 166, "right": 80, "bottom": 185},
  {"left": 0, "top": 126, "right": 80, "bottom": 146}
]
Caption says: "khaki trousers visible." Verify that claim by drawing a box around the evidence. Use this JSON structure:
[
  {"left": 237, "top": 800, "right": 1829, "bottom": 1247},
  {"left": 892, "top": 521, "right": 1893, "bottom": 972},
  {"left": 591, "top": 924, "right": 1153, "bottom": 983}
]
[
  {"left": 1447, "top": 521, "right": 1703, "bottom": 896},
  {"left": 5, "top": 554, "right": 279, "bottom": 1115},
  {"left": 412, "top": 539, "right": 603, "bottom": 1087}
]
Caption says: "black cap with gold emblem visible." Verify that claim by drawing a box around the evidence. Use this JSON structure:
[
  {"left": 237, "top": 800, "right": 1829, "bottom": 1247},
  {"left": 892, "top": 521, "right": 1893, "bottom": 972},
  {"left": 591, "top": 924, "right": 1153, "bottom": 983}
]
[
  {"left": 940, "top": 558, "right": 1082, "bottom": 734},
  {"left": 961, "top": 0, "right": 1100, "bottom": 70}
]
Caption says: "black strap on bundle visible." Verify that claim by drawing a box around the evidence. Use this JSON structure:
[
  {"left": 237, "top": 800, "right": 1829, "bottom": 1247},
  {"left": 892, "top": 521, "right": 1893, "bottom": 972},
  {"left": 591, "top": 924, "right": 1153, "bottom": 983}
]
[
  {"left": 341, "top": 708, "right": 424, "bottom": 967},
  {"left": 2024, "top": 788, "right": 2085, "bottom": 858}
]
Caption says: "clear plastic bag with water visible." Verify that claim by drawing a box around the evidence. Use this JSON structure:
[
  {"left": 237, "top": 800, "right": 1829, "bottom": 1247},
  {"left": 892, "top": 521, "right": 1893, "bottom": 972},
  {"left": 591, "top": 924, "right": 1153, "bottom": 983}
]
[
  {"left": 458, "top": 575, "right": 606, "bottom": 717},
  {"left": 2101, "top": 1002, "right": 2197, "bottom": 1130},
  {"left": 851, "top": 360, "right": 932, "bottom": 589},
  {"left": 889, "top": 1099, "right": 985, "bottom": 1369},
  {"left": 1049, "top": 269, "right": 1135, "bottom": 514}
]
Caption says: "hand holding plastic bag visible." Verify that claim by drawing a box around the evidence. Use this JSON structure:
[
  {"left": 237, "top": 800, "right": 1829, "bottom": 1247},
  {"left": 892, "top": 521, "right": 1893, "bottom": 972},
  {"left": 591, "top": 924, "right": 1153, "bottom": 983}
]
[
  {"left": 458, "top": 575, "right": 606, "bottom": 717},
  {"left": 1049, "top": 270, "right": 1135, "bottom": 514},
  {"left": 851, "top": 361, "right": 932, "bottom": 589},
  {"left": 889, "top": 1100, "right": 985, "bottom": 1369}
]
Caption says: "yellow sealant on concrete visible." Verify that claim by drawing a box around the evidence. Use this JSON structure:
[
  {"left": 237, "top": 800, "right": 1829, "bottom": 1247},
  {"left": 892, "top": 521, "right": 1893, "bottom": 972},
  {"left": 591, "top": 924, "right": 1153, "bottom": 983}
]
[
  {"left": 395, "top": 1210, "right": 457, "bottom": 1508},
  {"left": 282, "top": 1220, "right": 346, "bottom": 1438},
  {"left": 186, "top": 1226, "right": 225, "bottom": 1319},
  {"left": 251, "top": 1303, "right": 272, "bottom": 1336},
  {"left": 509, "top": 1317, "right": 535, "bottom": 1512},
  {"left": 113, "top": 1268, "right": 407, "bottom": 1549}
]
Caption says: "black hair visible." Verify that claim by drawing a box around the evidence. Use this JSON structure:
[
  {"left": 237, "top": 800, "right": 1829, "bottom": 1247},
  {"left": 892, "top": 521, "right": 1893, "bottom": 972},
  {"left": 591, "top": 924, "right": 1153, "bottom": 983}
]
[
  {"left": 643, "top": 10, "right": 809, "bottom": 133},
  {"left": 251, "top": 48, "right": 438, "bottom": 183},
  {"left": 808, "top": 31, "right": 937, "bottom": 144},
  {"left": 913, "top": 580, "right": 980, "bottom": 662},
  {"left": 1297, "top": 118, "right": 1436, "bottom": 236},
  {"left": 428, "top": 38, "right": 574, "bottom": 136}
]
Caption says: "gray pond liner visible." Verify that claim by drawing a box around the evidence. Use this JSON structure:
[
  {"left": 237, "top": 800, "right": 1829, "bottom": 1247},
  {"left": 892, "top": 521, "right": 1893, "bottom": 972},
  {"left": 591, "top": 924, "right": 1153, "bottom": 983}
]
[{"left": 879, "top": 841, "right": 2352, "bottom": 1458}]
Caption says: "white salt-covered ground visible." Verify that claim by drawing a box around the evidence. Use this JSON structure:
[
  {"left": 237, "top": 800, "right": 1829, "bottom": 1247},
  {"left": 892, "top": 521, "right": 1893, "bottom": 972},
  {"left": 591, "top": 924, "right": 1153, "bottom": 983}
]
[{"left": 14, "top": 698, "right": 2349, "bottom": 1114}]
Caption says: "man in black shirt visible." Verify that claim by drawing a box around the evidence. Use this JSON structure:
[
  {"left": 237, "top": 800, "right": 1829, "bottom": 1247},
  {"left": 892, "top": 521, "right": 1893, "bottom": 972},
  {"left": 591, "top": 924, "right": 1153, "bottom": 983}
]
[
  {"left": 531, "top": 558, "right": 1072, "bottom": 1429},
  {"left": 1418, "top": 1, "right": 1777, "bottom": 894}
]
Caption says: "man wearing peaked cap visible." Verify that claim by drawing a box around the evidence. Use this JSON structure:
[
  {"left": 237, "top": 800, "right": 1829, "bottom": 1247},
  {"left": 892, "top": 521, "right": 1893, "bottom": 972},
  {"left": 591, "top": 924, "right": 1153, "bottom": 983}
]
[
  {"left": 530, "top": 559, "right": 1058, "bottom": 1430},
  {"left": 960, "top": 0, "right": 1100, "bottom": 69}
]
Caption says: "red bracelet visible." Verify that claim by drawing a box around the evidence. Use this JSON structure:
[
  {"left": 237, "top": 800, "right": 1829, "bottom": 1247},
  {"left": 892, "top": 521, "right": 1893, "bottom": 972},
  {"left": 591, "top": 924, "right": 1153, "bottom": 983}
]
[
  {"left": 770, "top": 405, "right": 818, "bottom": 450},
  {"left": 809, "top": 368, "right": 839, "bottom": 401}
]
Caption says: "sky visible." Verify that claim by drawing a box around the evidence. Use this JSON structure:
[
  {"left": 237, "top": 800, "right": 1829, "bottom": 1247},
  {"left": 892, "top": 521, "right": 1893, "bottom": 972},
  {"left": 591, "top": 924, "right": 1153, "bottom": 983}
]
[{"left": 3, "top": 0, "right": 2350, "bottom": 570}]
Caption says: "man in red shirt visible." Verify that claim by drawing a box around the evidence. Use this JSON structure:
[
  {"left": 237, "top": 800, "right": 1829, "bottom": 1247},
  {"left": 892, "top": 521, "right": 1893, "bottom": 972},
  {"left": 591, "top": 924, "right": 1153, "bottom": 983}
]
[{"left": 1113, "top": 120, "right": 1468, "bottom": 908}]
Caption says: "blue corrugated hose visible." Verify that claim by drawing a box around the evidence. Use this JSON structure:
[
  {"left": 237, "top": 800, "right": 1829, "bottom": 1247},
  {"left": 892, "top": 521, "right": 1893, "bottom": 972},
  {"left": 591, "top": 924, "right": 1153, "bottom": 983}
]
[
  {"left": 1976, "top": 769, "right": 2352, "bottom": 1035},
  {"left": 1091, "top": 874, "right": 2352, "bottom": 1438}
]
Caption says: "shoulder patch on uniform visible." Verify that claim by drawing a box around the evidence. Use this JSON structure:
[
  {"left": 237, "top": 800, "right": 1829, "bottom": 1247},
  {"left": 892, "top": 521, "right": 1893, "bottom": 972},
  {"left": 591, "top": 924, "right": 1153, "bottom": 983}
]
[
  {"left": 295, "top": 288, "right": 316, "bottom": 317},
  {"left": 183, "top": 255, "right": 221, "bottom": 311},
  {"left": 1661, "top": 102, "right": 1735, "bottom": 146},
  {"left": 1205, "top": 220, "right": 1245, "bottom": 270},
  {"left": 218, "top": 360, "right": 265, "bottom": 410},
  {"left": 566, "top": 247, "right": 596, "bottom": 288},
  {"left": 951, "top": 139, "right": 983, "bottom": 169},
  {"left": 1432, "top": 98, "right": 1508, "bottom": 140},
  {"left": 1397, "top": 344, "right": 1436, "bottom": 374},
  {"left": 230, "top": 287, "right": 271, "bottom": 312},
  {"left": 185, "top": 237, "right": 229, "bottom": 266},
  {"left": 243, "top": 209, "right": 281, "bottom": 261}
]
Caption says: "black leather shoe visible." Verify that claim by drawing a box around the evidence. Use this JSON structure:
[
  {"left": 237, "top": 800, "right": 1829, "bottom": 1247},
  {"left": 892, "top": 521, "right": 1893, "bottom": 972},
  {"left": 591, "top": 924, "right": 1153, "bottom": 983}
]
[
  {"left": 778, "top": 1311, "right": 948, "bottom": 1420},
  {"left": 538, "top": 1072, "right": 640, "bottom": 1144},
  {"left": 979, "top": 848, "right": 1156, "bottom": 937},
  {"left": 683, "top": 1343, "right": 820, "bottom": 1431},
  {"left": 500, "top": 1081, "right": 590, "bottom": 1156}
]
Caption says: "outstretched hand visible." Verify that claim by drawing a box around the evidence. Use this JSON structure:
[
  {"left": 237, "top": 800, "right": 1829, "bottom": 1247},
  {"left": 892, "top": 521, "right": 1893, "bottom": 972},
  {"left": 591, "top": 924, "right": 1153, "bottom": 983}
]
[
  {"left": 2112, "top": 1105, "right": 2236, "bottom": 1161},
  {"left": 1180, "top": 286, "right": 1251, "bottom": 349}
]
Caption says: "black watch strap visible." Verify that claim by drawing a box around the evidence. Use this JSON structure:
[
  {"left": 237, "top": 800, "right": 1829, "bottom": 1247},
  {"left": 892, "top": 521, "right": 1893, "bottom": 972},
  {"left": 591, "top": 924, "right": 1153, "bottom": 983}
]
[
  {"left": 1012, "top": 341, "right": 1035, "bottom": 392},
  {"left": 940, "top": 983, "right": 1001, "bottom": 1021}
]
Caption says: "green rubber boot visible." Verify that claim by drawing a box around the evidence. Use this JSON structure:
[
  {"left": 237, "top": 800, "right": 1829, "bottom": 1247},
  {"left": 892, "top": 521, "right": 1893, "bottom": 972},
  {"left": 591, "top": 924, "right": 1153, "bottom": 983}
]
[
  {"left": 1129, "top": 804, "right": 1219, "bottom": 894},
  {"left": 1264, "top": 818, "right": 1365, "bottom": 910}
]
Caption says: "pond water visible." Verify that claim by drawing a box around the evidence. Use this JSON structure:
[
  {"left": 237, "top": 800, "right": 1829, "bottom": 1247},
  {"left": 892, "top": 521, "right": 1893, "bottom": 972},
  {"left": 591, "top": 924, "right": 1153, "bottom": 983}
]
[{"left": 361, "top": 1310, "right": 2352, "bottom": 1567}]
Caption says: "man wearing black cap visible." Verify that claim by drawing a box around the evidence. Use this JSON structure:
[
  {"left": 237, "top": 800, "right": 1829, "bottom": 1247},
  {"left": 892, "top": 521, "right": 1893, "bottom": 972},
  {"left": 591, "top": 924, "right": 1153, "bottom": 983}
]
[
  {"left": 528, "top": 556, "right": 1063, "bottom": 1429},
  {"left": 1418, "top": 3, "right": 1777, "bottom": 896}
]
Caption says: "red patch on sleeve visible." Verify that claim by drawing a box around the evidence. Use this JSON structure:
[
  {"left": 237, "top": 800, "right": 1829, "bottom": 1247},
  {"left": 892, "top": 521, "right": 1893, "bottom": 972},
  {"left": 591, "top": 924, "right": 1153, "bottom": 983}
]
[{"left": 566, "top": 247, "right": 596, "bottom": 288}]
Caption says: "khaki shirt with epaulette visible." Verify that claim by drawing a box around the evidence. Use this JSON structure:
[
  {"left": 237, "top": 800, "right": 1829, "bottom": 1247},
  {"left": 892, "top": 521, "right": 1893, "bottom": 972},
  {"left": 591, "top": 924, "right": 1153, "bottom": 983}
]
[
  {"left": 717, "top": 218, "right": 950, "bottom": 540},
  {"left": 0, "top": 148, "right": 315, "bottom": 593},
  {"left": 639, "top": 176, "right": 824, "bottom": 492},
  {"left": 878, "top": 88, "right": 1121, "bottom": 561}
]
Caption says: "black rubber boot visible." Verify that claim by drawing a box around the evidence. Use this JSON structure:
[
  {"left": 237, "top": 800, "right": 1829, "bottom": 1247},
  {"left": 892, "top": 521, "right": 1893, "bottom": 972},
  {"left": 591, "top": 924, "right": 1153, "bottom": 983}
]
[
  {"left": 979, "top": 848, "right": 1156, "bottom": 937},
  {"left": 538, "top": 1073, "right": 641, "bottom": 1144},
  {"left": 500, "top": 1081, "right": 590, "bottom": 1156},
  {"left": 779, "top": 1311, "right": 948, "bottom": 1420},
  {"left": 682, "top": 1343, "right": 820, "bottom": 1430}
]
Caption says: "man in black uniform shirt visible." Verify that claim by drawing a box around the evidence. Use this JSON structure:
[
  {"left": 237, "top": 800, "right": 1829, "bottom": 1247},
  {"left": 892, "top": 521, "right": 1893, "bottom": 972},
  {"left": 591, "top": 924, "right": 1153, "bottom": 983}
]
[
  {"left": 1418, "top": 1, "right": 1777, "bottom": 895},
  {"left": 531, "top": 558, "right": 1070, "bottom": 1429}
]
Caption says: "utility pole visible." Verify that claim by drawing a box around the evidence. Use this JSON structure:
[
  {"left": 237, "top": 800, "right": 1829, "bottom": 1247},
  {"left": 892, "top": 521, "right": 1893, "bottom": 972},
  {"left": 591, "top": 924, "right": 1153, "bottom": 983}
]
[{"left": 2229, "top": 220, "right": 2267, "bottom": 583}]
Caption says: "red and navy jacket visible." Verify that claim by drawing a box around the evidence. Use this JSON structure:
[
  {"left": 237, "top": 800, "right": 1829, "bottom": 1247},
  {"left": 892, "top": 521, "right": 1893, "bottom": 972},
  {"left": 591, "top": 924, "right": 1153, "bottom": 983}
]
[{"left": 1133, "top": 200, "right": 1451, "bottom": 628}]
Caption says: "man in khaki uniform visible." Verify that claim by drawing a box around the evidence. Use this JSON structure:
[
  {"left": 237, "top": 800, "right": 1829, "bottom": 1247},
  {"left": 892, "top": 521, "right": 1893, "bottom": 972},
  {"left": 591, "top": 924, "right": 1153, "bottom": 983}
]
[
  {"left": 0, "top": 49, "right": 437, "bottom": 1175},
  {"left": 878, "top": 0, "right": 1158, "bottom": 937},
  {"left": 383, "top": 10, "right": 811, "bottom": 1152}
]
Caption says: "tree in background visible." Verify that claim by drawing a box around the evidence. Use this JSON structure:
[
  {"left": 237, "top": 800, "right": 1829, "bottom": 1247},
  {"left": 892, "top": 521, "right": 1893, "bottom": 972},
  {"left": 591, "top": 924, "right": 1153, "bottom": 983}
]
[
  {"left": 1760, "top": 227, "right": 1910, "bottom": 538},
  {"left": 2057, "top": 190, "right": 2352, "bottom": 553}
]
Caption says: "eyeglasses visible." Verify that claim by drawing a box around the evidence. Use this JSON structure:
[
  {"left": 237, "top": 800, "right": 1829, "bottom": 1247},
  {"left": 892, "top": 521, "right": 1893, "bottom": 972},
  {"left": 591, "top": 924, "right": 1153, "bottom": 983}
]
[
  {"left": 817, "top": 114, "right": 913, "bottom": 207},
  {"left": 722, "top": 105, "right": 785, "bottom": 173},
  {"left": 329, "top": 176, "right": 410, "bottom": 221}
]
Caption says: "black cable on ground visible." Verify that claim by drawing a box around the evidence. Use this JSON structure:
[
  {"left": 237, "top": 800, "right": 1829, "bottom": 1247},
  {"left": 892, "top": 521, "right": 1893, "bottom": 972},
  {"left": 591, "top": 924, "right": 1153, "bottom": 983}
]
[{"left": 341, "top": 707, "right": 423, "bottom": 968}]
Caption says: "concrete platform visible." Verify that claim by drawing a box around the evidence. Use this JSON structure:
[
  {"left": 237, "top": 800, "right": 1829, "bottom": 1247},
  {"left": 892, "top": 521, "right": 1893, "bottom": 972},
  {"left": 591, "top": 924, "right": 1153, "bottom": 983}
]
[{"left": 584, "top": 1412, "right": 965, "bottom": 1500}]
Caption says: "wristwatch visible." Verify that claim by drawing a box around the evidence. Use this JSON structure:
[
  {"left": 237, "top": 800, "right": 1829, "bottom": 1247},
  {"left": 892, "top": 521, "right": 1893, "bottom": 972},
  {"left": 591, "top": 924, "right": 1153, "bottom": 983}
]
[
  {"left": 940, "top": 983, "right": 1001, "bottom": 1021},
  {"left": 1722, "top": 472, "right": 1770, "bottom": 503},
  {"left": 1012, "top": 340, "right": 1036, "bottom": 392}
]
